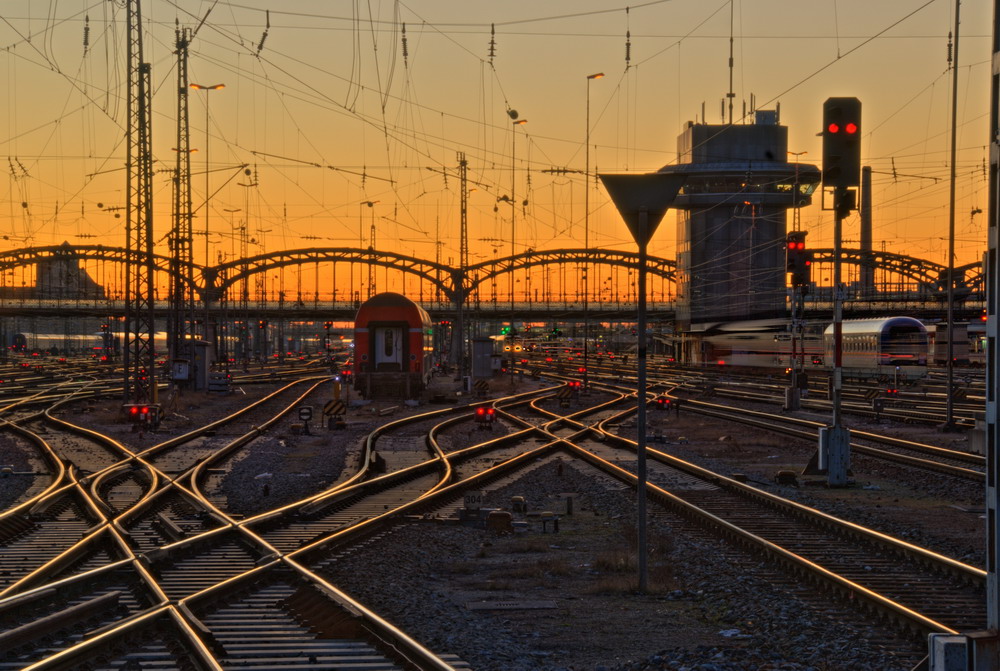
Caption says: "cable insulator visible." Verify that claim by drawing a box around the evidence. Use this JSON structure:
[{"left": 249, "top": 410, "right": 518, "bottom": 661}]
[
  {"left": 257, "top": 11, "right": 270, "bottom": 55},
  {"left": 402, "top": 23, "right": 409, "bottom": 66},
  {"left": 83, "top": 15, "right": 90, "bottom": 54},
  {"left": 947, "top": 31, "right": 953, "bottom": 65},
  {"left": 488, "top": 23, "right": 496, "bottom": 61},
  {"left": 625, "top": 30, "right": 631, "bottom": 65}
]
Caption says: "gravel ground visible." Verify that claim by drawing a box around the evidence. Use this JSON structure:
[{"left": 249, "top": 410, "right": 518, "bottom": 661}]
[
  {"left": 0, "top": 432, "right": 41, "bottom": 510},
  {"left": 321, "top": 458, "right": 925, "bottom": 671}
]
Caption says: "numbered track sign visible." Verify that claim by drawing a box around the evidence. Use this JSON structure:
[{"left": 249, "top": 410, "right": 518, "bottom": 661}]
[{"left": 464, "top": 490, "right": 485, "bottom": 510}]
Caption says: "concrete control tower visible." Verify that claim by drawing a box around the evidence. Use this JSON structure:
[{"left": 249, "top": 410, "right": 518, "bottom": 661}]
[{"left": 659, "top": 110, "right": 820, "bottom": 331}]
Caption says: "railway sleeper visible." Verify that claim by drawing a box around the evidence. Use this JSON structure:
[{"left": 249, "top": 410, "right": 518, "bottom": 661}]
[
  {"left": 280, "top": 584, "right": 366, "bottom": 638},
  {"left": 0, "top": 514, "right": 36, "bottom": 544},
  {"left": 0, "top": 590, "right": 120, "bottom": 653},
  {"left": 644, "top": 486, "right": 960, "bottom": 639}
]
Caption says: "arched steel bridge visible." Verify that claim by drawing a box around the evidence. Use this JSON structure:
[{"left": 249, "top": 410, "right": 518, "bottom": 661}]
[{"left": 0, "top": 243, "right": 981, "bottom": 314}]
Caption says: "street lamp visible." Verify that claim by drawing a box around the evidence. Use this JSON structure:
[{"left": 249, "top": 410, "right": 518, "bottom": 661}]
[
  {"left": 584, "top": 72, "right": 604, "bottom": 392},
  {"left": 510, "top": 118, "right": 527, "bottom": 384},
  {"left": 189, "top": 83, "right": 225, "bottom": 268},
  {"left": 600, "top": 171, "right": 686, "bottom": 593},
  {"left": 190, "top": 82, "right": 224, "bottom": 345}
]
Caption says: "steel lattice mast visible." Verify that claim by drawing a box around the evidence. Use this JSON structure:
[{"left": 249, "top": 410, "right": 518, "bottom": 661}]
[
  {"left": 170, "top": 24, "right": 196, "bottom": 368},
  {"left": 456, "top": 152, "right": 468, "bottom": 378},
  {"left": 124, "top": 0, "right": 157, "bottom": 404}
]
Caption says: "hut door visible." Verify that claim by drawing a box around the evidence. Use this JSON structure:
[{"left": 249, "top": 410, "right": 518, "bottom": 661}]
[{"left": 374, "top": 326, "right": 403, "bottom": 371}]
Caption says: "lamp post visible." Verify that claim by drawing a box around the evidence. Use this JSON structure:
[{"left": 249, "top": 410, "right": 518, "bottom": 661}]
[
  {"left": 510, "top": 119, "right": 527, "bottom": 384},
  {"left": 600, "top": 171, "right": 686, "bottom": 593},
  {"left": 943, "top": 0, "right": 961, "bottom": 432},
  {"left": 190, "top": 82, "right": 224, "bottom": 342},
  {"left": 584, "top": 72, "right": 604, "bottom": 392}
]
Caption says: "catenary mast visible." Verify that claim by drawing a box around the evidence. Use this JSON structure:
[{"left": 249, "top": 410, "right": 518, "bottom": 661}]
[{"left": 124, "top": 0, "right": 157, "bottom": 405}]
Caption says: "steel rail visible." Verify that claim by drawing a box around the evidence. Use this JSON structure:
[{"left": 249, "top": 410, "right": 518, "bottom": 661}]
[
  {"left": 671, "top": 398, "right": 985, "bottom": 481},
  {"left": 560, "top": 366, "right": 985, "bottom": 480},
  {"left": 589, "top": 411, "right": 984, "bottom": 582},
  {"left": 565, "top": 441, "right": 960, "bottom": 636},
  {"left": 517, "top": 377, "right": 983, "bottom": 582},
  {"left": 502, "top": 390, "right": 977, "bottom": 635},
  {"left": 9, "top": 378, "right": 346, "bottom": 668}
]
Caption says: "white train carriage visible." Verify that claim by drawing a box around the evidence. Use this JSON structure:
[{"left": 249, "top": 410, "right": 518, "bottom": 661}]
[
  {"left": 699, "top": 317, "right": 928, "bottom": 381},
  {"left": 825, "top": 317, "right": 927, "bottom": 381}
]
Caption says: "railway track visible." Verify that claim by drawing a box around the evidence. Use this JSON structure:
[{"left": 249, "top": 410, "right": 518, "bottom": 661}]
[{"left": 0, "top": 369, "right": 985, "bottom": 669}]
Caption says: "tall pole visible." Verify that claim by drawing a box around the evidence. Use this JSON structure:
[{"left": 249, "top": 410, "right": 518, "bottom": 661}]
[
  {"left": 985, "top": 0, "right": 1000, "bottom": 641},
  {"left": 944, "top": 0, "right": 961, "bottom": 430},
  {"left": 970, "top": 2, "right": 1000, "bottom": 667},
  {"left": 636, "top": 210, "right": 650, "bottom": 593},
  {"left": 171, "top": 25, "right": 195, "bottom": 368},
  {"left": 584, "top": 72, "right": 604, "bottom": 392},
  {"left": 511, "top": 119, "right": 527, "bottom": 385},
  {"left": 827, "top": 190, "right": 850, "bottom": 487},
  {"left": 600, "top": 171, "right": 687, "bottom": 594},
  {"left": 361, "top": 200, "right": 377, "bottom": 298},
  {"left": 457, "top": 153, "right": 469, "bottom": 379},
  {"left": 190, "top": 83, "right": 224, "bottom": 343},
  {"left": 124, "top": 0, "right": 156, "bottom": 405},
  {"left": 368, "top": 203, "right": 377, "bottom": 298}
]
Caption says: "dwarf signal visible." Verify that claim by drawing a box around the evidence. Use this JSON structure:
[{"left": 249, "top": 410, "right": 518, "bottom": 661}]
[
  {"left": 475, "top": 406, "right": 497, "bottom": 429},
  {"left": 123, "top": 403, "right": 160, "bottom": 427}
]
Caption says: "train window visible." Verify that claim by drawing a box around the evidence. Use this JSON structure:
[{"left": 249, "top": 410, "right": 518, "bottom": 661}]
[{"left": 384, "top": 331, "right": 394, "bottom": 357}]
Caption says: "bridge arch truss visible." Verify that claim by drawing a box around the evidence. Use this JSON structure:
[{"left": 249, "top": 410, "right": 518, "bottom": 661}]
[{"left": 0, "top": 244, "right": 982, "bottom": 314}]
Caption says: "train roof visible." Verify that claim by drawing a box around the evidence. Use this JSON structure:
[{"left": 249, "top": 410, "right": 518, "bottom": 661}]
[
  {"left": 697, "top": 319, "right": 790, "bottom": 335},
  {"left": 354, "top": 292, "right": 431, "bottom": 327},
  {"left": 823, "top": 316, "right": 927, "bottom": 336}
]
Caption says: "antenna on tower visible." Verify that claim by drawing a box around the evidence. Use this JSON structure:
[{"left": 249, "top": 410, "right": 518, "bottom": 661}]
[{"left": 726, "top": 0, "right": 735, "bottom": 124}]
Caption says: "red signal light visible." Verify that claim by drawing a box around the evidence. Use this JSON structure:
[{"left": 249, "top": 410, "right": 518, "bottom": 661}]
[
  {"left": 845, "top": 122, "right": 858, "bottom": 134},
  {"left": 828, "top": 122, "right": 840, "bottom": 134},
  {"left": 476, "top": 407, "right": 485, "bottom": 416},
  {"left": 129, "top": 406, "right": 139, "bottom": 415},
  {"left": 487, "top": 408, "right": 495, "bottom": 416}
]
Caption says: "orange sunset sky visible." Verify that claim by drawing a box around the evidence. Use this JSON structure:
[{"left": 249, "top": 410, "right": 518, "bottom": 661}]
[{"left": 0, "top": 0, "right": 992, "bottom": 286}]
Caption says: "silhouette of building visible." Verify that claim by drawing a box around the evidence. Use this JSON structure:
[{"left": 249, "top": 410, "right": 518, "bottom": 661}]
[
  {"left": 0, "top": 242, "right": 106, "bottom": 299},
  {"left": 659, "top": 110, "right": 820, "bottom": 329}
]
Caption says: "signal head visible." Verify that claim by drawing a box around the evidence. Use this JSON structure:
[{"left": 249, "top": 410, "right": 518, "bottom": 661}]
[{"left": 822, "top": 97, "right": 862, "bottom": 188}]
